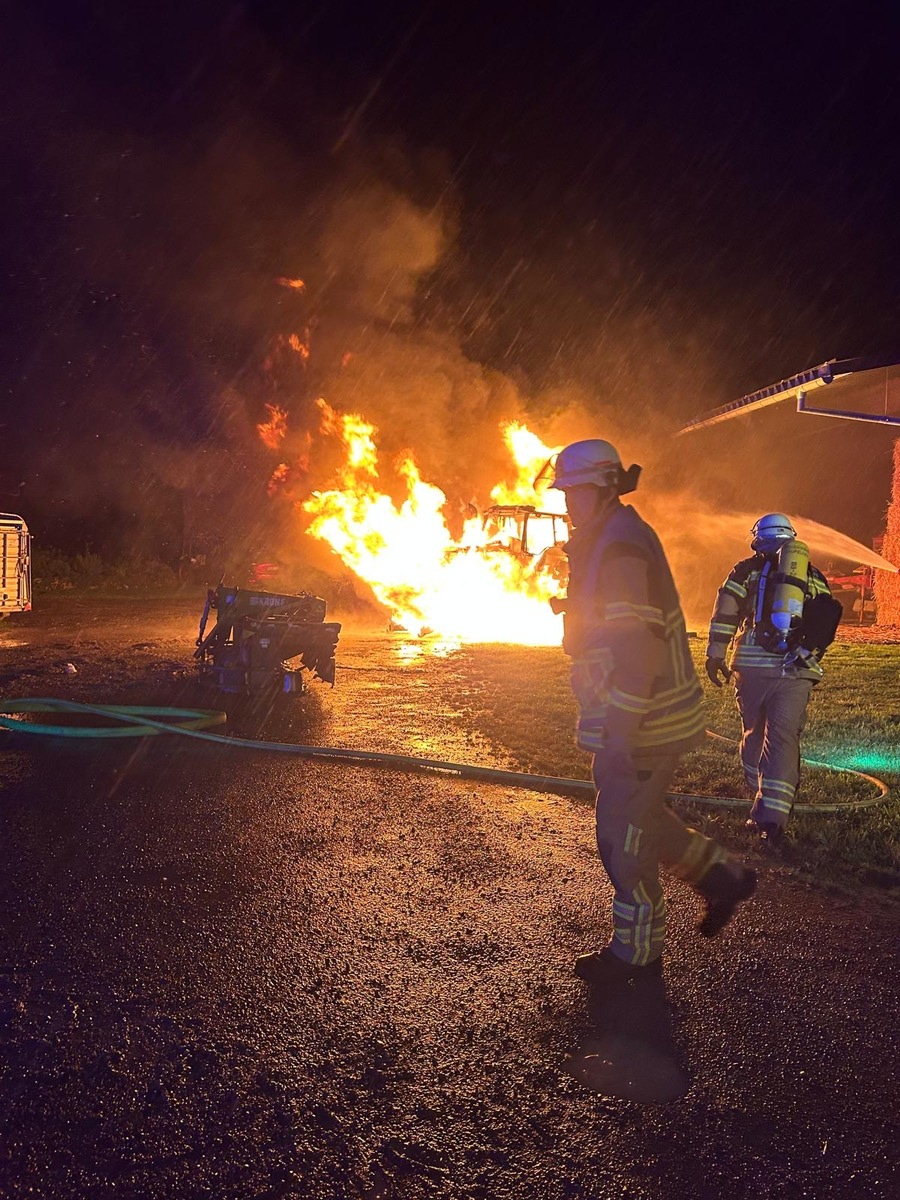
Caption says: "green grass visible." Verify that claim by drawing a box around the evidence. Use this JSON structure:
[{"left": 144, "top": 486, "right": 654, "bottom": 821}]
[{"left": 437, "top": 640, "right": 900, "bottom": 888}]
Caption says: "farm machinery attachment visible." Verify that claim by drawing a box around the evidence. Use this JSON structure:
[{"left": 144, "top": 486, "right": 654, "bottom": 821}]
[{"left": 194, "top": 584, "right": 340, "bottom": 695}]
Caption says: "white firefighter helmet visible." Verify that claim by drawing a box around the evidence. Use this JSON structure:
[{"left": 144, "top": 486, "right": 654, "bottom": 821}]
[
  {"left": 547, "top": 441, "right": 643, "bottom": 492},
  {"left": 750, "top": 512, "right": 797, "bottom": 552}
]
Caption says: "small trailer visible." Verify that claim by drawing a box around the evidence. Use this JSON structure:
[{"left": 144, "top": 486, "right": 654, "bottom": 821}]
[{"left": 0, "top": 514, "right": 31, "bottom": 616}]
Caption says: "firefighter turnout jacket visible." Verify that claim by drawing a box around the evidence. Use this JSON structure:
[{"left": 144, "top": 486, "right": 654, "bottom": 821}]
[
  {"left": 563, "top": 502, "right": 706, "bottom": 756},
  {"left": 706, "top": 555, "right": 833, "bottom": 681}
]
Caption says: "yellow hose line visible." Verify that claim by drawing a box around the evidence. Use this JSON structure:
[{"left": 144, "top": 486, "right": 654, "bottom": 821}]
[{"left": 0, "top": 699, "right": 888, "bottom": 814}]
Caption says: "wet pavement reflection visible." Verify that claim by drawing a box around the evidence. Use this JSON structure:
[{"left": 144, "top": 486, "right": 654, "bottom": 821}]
[{"left": 2, "top": 608, "right": 899, "bottom": 1196}]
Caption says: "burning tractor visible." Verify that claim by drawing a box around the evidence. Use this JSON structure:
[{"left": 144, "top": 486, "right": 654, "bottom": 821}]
[
  {"left": 194, "top": 584, "right": 340, "bottom": 695},
  {"left": 478, "top": 504, "right": 570, "bottom": 580},
  {"left": 386, "top": 503, "right": 571, "bottom": 634}
]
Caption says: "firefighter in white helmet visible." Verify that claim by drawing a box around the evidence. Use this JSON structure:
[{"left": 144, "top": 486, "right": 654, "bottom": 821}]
[
  {"left": 705, "top": 514, "right": 841, "bottom": 844},
  {"left": 545, "top": 440, "right": 756, "bottom": 989}
]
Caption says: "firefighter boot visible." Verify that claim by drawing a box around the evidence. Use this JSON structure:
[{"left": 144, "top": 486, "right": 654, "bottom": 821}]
[
  {"left": 745, "top": 818, "right": 784, "bottom": 847},
  {"left": 695, "top": 863, "right": 757, "bottom": 938},
  {"left": 574, "top": 948, "right": 663, "bottom": 987}
]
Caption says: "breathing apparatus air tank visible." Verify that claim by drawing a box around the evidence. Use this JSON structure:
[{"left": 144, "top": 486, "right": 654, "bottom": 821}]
[{"left": 754, "top": 538, "right": 810, "bottom": 653}]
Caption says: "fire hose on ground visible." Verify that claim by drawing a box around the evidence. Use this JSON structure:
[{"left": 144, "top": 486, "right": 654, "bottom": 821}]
[{"left": 0, "top": 698, "right": 889, "bottom": 814}]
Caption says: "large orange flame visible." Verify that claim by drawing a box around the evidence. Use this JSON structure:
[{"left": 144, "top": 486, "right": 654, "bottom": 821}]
[
  {"left": 302, "top": 402, "right": 567, "bottom": 644},
  {"left": 490, "top": 423, "right": 565, "bottom": 513}
]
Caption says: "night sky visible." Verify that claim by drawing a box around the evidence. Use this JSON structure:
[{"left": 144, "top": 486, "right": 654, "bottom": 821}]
[{"left": 2, "top": 0, "right": 899, "bottom": 568}]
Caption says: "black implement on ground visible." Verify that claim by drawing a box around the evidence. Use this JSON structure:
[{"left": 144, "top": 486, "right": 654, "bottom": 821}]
[{"left": 194, "top": 584, "right": 340, "bottom": 695}]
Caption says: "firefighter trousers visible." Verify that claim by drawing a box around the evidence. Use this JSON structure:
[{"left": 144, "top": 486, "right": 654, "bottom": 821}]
[
  {"left": 733, "top": 672, "right": 813, "bottom": 829},
  {"left": 591, "top": 751, "right": 728, "bottom": 966}
]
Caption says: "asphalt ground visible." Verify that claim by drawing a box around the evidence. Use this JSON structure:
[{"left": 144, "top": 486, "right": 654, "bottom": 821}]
[{"left": 1, "top": 599, "right": 898, "bottom": 1199}]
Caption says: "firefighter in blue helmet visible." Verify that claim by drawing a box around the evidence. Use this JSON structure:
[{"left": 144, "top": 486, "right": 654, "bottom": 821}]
[
  {"left": 546, "top": 440, "right": 757, "bottom": 988},
  {"left": 705, "top": 514, "right": 841, "bottom": 844}
]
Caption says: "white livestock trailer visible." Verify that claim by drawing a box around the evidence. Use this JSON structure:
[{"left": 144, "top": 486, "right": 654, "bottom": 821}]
[{"left": 1, "top": 513, "right": 31, "bottom": 615}]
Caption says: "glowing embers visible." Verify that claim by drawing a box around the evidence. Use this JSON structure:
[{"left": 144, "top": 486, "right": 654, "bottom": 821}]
[
  {"left": 286, "top": 331, "right": 311, "bottom": 361},
  {"left": 267, "top": 463, "right": 289, "bottom": 497},
  {"left": 302, "top": 402, "right": 566, "bottom": 644},
  {"left": 257, "top": 404, "right": 288, "bottom": 451}
]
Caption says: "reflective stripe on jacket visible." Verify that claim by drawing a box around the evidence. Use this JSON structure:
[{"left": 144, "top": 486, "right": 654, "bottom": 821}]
[
  {"left": 705, "top": 556, "right": 832, "bottom": 678},
  {"left": 564, "top": 503, "right": 705, "bottom": 755}
]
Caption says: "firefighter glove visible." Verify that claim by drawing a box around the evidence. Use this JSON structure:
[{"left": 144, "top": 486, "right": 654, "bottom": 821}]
[{"left": 705, "top": 656, "right": 731, "bottom": 687}]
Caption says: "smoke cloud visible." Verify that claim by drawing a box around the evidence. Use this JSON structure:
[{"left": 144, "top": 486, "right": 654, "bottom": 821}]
[{"left": 4, "top": 4, "right": 896, "bottom": 620}]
